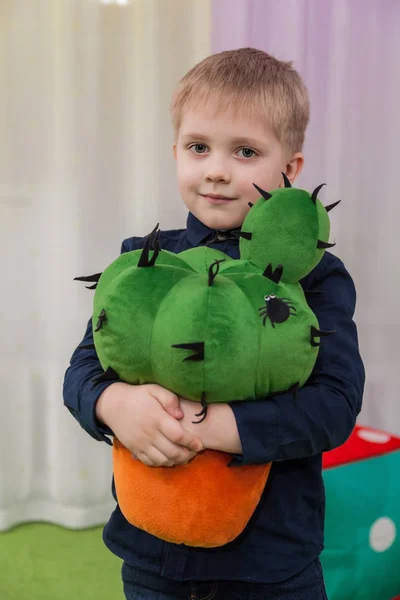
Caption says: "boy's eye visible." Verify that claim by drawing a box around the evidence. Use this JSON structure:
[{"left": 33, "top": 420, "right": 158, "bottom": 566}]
[
  {"left": 190, "top": 144, "right": 208, "bottom": 154},
  {"left": 238, "top": 148, "right": 256, "bottom": 159}
]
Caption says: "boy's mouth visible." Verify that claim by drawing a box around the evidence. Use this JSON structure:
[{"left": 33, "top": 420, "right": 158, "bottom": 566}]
[{"left": 201, "top": 193, "right": 236, "bottom": 204}]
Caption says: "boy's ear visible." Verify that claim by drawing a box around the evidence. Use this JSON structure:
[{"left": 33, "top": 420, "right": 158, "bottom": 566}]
[
  {"left": 282, "top": 152, "right": 304, "bottom": 187},
  {"left": 172, "top": 143, "right": 177, "bottom": 160}
]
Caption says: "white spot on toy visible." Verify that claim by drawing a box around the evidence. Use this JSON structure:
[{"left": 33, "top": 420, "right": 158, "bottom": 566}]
[
  {"left": 369, "top": 517, "right": 396, "bottom": 552},
  {"left": 357, "top": 429, "right": 391, "bottom": 444}
]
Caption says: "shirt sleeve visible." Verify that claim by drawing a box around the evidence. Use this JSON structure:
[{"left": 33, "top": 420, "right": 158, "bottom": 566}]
[
  {"left": 62, "top": 238, "right": 141, "bottom": 445},
  {"left": 228, "top": 257, "right": 365, "bottom": 466}
]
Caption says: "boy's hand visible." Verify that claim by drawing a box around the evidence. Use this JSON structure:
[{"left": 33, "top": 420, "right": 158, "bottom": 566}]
[
  {"left": 178, "top": 398, "right": 243, "bottom": 455},
  {"left": 96, "top": 383, "right": 204, "bottom": 467},
  {"left": 177, "top": 398, "right": 208, "bottom": 442}
]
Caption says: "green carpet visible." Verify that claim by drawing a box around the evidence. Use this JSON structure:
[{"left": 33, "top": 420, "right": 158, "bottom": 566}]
[{"left": 0, "top": 523, "right": 124, "bottom": 600}]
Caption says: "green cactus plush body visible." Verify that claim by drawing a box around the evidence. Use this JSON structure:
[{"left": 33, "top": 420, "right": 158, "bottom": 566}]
[
  {"left": 177, "top": 246, "right": 232, "bottom": 273},
  {"left": 91, "top": 249, "right": 319, "bottom": 405},
  {"left": 75, "top": 179, "right": 338, "bottom": 548}
]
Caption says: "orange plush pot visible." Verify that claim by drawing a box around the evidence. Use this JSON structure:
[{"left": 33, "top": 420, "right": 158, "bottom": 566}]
[{"left": 113, "top": 439, "right": 272, "bottom": 548}]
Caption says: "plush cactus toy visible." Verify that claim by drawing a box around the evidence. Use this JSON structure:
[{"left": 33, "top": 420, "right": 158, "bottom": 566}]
[{"left": 75, "top": 176, "right": 339, "bottom": 548}]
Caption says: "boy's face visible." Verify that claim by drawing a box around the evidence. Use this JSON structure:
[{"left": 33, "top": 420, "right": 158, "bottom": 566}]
[{"left": 173, "top": 105, "right": 303, "bottom": 231}]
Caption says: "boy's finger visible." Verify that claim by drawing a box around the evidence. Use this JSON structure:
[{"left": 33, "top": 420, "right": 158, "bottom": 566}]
[
  {"left": 154, "top": 433, "right": 196, "bottom": 464},
  {"left": 137, "top": 448, "right": 175, "bottom": 468},
  {"left": 160, "top": 418, "right": 204, "bottom": 452},
  {"left": 151, "top": 387, "right": 182, "bottom": 418}
]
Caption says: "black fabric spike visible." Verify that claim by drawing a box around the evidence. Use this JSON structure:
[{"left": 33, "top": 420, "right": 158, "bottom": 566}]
[
  {"left": 282, "top": 172, "right": 292, "bottom": 188},
  {"left": 137, "top": 234, "right": 152, "bottom": 266},
  {"left": 148, "top": 222, "right": 161, "bottom": 249},
  {"left": 152, "top": 229, "right": 161, "bottom": 255},
  {"left": 311, "top": 183, "right": 326, "bottom": 204},
  {"left": 138, "top": 227, "right": 161, "bottom": 267},
  {"left": 325, "top": 199, "right": 341, "bottom": 213},
  {"left": 231, "top": 229, "right": 253, "bottom": 240},
  {"left": 149, "top": 222, "right": 160, "bottom": 237},
  {"left": 94, "top": 308, "right": 107, "bottom": 332},
  {"left": 78, "top": 343, "right": 96, "bottom": 350},
  {"left": 231, "top": 230, "right": 252, "bottom": 241},
  {"left": 262, "top": 263, "right": 283, "bottom": 284},
  {"left": 208, "top": 259, "right": 226, "bottom": 286},
  {"left": 317, "top": 240, "right": 336, "bottom": 249},
  {"left": 248, "top": 202, "right": 254, "bottom": 208},
  {"left": 192, "top": 392, "right": 208, "bottom": 424},
  {"left": 310, "top": 326, "right": 336, "bottom": 347},
  {"left": 171, "top": 342, "right": 205, "bottom": 362},
  {"left": 74, "top": 272, "right": 102, "bottom": 282},
  {"left": 74, "top": 272, "right": 102, "bottom": 289},
  {"left": 90, "top": 366, "right": 120, "bottom": 390},
  {"left": 253, "top": 183, "right": 272, "bottom": 201}
]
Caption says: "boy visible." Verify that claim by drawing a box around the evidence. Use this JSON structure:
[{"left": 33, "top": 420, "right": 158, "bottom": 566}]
[{"left": 63, "top": 48, "right": 364, "bottom": 599}]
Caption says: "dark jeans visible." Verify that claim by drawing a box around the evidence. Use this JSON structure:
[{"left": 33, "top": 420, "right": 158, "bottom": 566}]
[{"left": 122, "top": 558, "right": 328, "bottom": 599}]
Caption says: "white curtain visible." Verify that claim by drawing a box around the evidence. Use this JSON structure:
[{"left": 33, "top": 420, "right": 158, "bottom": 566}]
[
  {"left": 1, "top": 0, "right": 399, "bottom": 533},
  {"left": 0, "top": 0, "right": 211, "bottom": 531},
  {"left": 212, "top": 0, "right": 400, "bottom": 436}
]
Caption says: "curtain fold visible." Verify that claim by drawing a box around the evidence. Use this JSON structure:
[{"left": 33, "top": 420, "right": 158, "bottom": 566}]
[
  {"left": 0, "top": 0, "right": 211, "bottom": 531},
  {"left": 212, "top": 0, "right": 400, "bottom": 437}
]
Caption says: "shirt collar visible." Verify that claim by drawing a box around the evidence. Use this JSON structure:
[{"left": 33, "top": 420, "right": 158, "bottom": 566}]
[
  {"left": 186, "top": 212, "right": 213, "bottom": 246},
  {"left": 185, "top": 212, "right": 241, "bottom": 246}
]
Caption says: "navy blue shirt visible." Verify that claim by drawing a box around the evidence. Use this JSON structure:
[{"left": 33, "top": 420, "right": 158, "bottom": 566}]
[{"left": 63, "top": 211, "right": 365, "bottom": 583}]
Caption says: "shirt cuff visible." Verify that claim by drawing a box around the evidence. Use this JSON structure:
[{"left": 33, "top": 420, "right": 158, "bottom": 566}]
[
  {"left": 79, "top": 378, "right": 116, "bottom": 445},
  {"left": 228, "top": 398, "right": 279, "bottom": 466}
]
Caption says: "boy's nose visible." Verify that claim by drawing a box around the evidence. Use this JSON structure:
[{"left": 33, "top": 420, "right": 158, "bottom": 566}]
[{"left": 204, "top": 162, "right": 231, "bottom": 183}]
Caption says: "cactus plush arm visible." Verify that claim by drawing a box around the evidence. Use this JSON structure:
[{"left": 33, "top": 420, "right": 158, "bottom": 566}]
[{"left": 239, "top": 181, "right": 337, "bottom": 282}]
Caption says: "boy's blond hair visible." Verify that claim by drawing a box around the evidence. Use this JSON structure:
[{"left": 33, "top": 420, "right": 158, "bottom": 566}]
[{"left": 171, "top": 47, "right": 310, "bottom": 158}]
